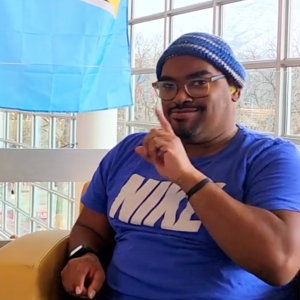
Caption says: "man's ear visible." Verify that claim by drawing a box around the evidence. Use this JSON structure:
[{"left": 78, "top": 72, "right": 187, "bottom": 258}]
[{"left": 230, "top": 86, "right": 240, "bottom": 102}]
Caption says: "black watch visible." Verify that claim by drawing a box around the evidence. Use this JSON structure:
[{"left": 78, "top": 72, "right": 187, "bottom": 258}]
[{"left": 68, "top": 245, "right": 98, "bottom": 261}]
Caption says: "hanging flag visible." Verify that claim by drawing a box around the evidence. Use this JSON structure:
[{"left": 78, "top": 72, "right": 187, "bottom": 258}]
[{"left": 0, "top": 0, "right": 132, "bottom": 113}]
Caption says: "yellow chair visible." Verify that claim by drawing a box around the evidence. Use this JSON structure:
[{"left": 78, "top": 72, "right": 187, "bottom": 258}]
[{"left": 0, "top": 182, "right": 92, "bottom": 300}]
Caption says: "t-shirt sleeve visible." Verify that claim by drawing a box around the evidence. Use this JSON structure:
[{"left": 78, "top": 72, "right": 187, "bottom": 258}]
[
  {"left": 244, "top": 140, "right": 300, "bottom": 212},
  {"left": 80, "top": 133, "right": 145, "bottom": 215},
  {"left": 81, "top": 145, "right": 119, "bottom": 215}
]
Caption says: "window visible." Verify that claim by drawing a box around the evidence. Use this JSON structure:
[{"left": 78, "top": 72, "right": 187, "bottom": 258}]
[
  {"left": 6, "top": 112, "right": 17, "bottom": 145},
  {"left": 122, "top": 0, "right": 300, "bottom": 143},
  {"left": 132, "top": 19, "right": 164, "bottom": 69},
  {"left": 117, "top": 124, "right": 127, "bottom": 142},
  {"left": 118, "top": 108, "right": 126, "bottom": 121},
  {"left": 0, "top": 112, "right": 75, "bottom": 149},
  {"left": 289, "top": 0, "right": 300, "bottom": 58},
  {"left": 20, "top": 114, "right": 33, "bottom": 147},
  {"left": 0, "top": 109, "right": 76, "bottom": 237},
  {"left": 3, "top": 206, "right": 17, "bottom": 235},
  {"left": 237, "top": 69, "right": 276, "bottom": 134},
  {"left": 0, "top": 181, "right": 75, "bottom": 237},
  {"left": 133, "top": 0, "right": 165, "bottom": 18},
  {"left": 171, "top": 9, "right": 213, "bottom": 41},
  {"left": 287, "top": 67, "right": 300, "bottom": 135},
  {"left": 133, "top": 74, "right": 160, "bottom": 123},
  {"left": 222, "top": 0, "right": 278, "bottom": 61},
  {"left": 55, "top": 117, "right": 73, "bottom": 148}
]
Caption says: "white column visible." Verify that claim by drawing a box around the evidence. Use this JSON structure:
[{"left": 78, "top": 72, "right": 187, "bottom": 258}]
[{"left": 74, "top": 109, "right": 118, "bottom": 218}]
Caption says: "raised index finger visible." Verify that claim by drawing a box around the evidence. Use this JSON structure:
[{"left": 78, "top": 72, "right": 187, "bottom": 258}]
[{"left": 155, "top": 107, "right": 174, "bottom": 133}]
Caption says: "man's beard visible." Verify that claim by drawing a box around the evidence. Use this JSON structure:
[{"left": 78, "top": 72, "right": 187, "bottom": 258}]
[
  {"left": 168, "top": 104, "right": 204, "bottom": 141},
  {"left": 173, "top": 126, "right": 195, "bottom": 141}
]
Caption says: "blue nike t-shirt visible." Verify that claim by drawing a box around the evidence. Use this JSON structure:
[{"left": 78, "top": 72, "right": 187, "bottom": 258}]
[{"left": 81, "top": 125, "right": 300, "bottom": 300}]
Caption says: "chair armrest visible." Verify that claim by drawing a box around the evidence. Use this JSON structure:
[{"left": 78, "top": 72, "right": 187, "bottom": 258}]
[
  {"left": 0, "top": 240, "right": 11, "bottom": 249},
  {"left": 0, "top": 230, "right": 70, "bottom": 300}
]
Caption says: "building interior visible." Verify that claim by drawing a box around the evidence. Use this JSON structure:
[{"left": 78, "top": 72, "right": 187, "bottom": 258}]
[{"left": 0, "top": 0, "right": 300, "bottom": 299}]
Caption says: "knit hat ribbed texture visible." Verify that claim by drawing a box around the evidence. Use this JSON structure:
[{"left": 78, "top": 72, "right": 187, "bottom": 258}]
[{"left": 156, "top": 32, "right": 246, "bottom": 88}]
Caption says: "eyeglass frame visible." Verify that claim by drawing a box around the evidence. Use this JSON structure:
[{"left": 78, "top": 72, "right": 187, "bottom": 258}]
[{"left": 152, "top": 74, "right": 225, "bottom": 100}]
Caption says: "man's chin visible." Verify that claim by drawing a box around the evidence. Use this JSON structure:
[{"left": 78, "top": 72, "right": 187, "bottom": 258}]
[
  {"left": 173, "top": 127, "right": 195, "bottom": 140},
  {"left": 170, "top": 119, "right": 201, "bottom": 140}
]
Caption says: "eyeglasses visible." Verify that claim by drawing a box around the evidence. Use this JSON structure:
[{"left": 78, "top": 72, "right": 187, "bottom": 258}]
[{"left": 152, "top": 74, "right": 225, "bottom": 100}]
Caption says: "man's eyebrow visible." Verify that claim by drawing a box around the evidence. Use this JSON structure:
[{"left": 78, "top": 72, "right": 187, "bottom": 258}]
[
  {"left": 159, "top": 70, "right": 213, "bottom": 81},
  {"left": 186, "top": 70, "right": 213, "bottom": 79}
]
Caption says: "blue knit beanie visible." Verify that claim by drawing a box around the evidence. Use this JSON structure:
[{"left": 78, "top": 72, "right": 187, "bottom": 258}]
[{"left": 156, "top": 32, "right": 246, "bottom": 88}]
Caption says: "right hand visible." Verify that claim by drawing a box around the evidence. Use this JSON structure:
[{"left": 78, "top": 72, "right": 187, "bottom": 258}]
[{"left": 61, "top": 253, "right": 105, "bottom": 299}]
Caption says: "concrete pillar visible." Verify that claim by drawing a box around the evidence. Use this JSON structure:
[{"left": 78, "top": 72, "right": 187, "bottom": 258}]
[{"left": 74, "top": 109, "right": 118, "bottom": 218}]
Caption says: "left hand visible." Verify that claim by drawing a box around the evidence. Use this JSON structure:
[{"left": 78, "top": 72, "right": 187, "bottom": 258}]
[{"left": 135, "top": 108, "right": 199, "bottom": 184}]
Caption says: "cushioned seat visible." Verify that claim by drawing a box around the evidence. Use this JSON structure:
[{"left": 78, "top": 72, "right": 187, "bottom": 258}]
[
  {"left": 0, "top": 182, "right": 90, "bottom": 300},
  {"left": 0, "top": 230, "right": 70, "bottom": 300}
]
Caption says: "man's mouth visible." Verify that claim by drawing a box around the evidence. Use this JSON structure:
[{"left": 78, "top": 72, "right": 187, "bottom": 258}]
[{"left": 169, "top": 107, "right": 205, "bottom": 120}]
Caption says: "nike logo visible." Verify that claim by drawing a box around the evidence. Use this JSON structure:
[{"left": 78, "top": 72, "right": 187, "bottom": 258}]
[{"left": 109, "top": 174, "right": 226, "bottom": 232}]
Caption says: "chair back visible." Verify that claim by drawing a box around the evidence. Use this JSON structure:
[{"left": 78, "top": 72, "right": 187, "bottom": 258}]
[{"left": 79, "top": 182, "right": 90, "bottom": 213}]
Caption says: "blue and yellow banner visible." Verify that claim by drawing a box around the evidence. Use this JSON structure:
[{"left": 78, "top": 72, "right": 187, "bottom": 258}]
[{"left": 0, "top": 0, "right": 132, "bottom": 112}]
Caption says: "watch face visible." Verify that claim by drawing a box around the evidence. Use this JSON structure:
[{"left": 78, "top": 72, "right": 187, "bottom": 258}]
[{"left": 70, "top": 245, "right": 84, "bottom": 257}]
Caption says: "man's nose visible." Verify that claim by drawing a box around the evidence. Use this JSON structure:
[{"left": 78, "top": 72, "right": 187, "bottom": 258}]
[{"left": 173, "top": 87, "right": 192, "bottom": 104}]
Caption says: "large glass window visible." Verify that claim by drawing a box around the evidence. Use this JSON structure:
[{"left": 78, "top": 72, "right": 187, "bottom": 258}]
[
  {"left": 132, "top": 20, "right": 165, "bottom": 69},
  {"left": 171, "top": 9, "right": 213, "bottom": 41},
  {"left": 222, "top": 0, "right": 278, "bottom": 61},
  {"left": 0, "top": 111, "right": 75, "bottom": 149},
  {"left": 133, "top": 0, "right": 165, "bottom": 18},
  {"left": 287, "top": 67, "right": 300, "bottom": 135},
  {"left": 134, "top": 74, "right": 159, "bottom": 123},
  {"left": 237, "top": 69, "right": 276, "bottom": 134},
  {"left": 119, "top": 0, "right": 300, "bottom": 145},
  {"left": 0, "top": 181, "right": 75, "bottom": 237},
  {"left": 0, "top": 110, "right": 76, "bottom": 237},
  {"left": 289, "top": 0, "right": 300, "bottom": 58}
]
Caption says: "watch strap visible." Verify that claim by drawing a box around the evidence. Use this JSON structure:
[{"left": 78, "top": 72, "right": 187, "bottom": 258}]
[{"left": 68, "top": 245, "right": 98, "bottom": 261}]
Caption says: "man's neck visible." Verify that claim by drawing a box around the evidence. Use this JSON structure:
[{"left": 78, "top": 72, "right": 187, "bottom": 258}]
[{"left": 183, "top": 125, "right": 238, "bottom": 158}]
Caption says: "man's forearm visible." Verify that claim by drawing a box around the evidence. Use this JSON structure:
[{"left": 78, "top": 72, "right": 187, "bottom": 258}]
[
  {"left": 68, "top": 224, "right": 107, "bottom": 255},
  {"left": 178, "top": 171, "right": 291, "bottom": 285}
]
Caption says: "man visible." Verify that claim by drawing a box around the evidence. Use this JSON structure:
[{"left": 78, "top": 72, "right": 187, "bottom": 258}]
[{"left": 61, "top": 32, "right": 300, "bottom": 300}]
